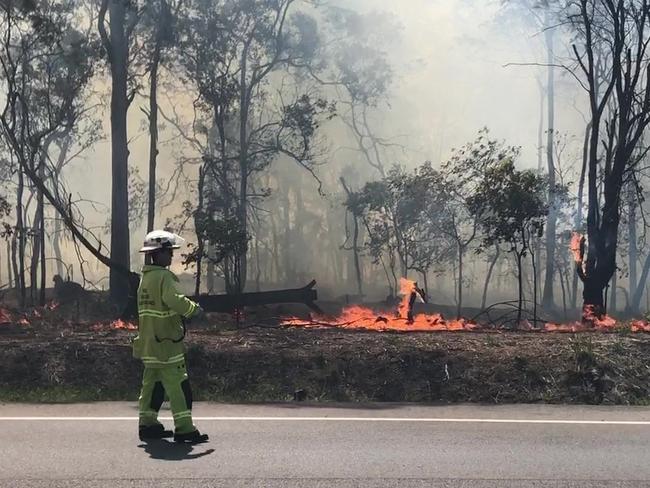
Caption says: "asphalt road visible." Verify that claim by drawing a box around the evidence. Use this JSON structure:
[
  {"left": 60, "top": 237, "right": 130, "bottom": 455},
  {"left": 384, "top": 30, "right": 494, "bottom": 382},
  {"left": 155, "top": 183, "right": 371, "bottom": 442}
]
[{"left": 1, "top": 402, "right": 650, "bottom": 487}]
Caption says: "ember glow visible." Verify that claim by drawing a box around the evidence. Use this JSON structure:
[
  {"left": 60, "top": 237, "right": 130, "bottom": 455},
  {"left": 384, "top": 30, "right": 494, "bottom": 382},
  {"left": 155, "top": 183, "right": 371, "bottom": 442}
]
[
  {"left": 90, "top": 319, "right": 138, "bottom": 331},
  {"left": 0, "top": 308, "right": 11, "bottom": 325},
  {"left": 111, "top": 319, "right": 137, "bottom": 330}
]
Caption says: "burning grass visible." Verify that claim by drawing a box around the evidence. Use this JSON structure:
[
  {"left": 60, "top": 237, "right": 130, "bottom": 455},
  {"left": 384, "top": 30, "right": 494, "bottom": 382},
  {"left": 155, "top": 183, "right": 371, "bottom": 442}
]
[{"left": 282, "top": 278, "right": 649, "bottom": 334}]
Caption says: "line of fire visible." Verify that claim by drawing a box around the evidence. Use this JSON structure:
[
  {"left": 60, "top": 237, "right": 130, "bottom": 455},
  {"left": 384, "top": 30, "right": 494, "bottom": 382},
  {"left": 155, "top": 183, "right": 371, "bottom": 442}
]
[{"left": 2, "top": 231, "right": 650, "bottom": 332}]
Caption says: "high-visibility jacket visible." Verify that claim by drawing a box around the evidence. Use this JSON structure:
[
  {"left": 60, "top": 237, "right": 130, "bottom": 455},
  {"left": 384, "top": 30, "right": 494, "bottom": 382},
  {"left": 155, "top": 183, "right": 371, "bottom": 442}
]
[{"left": 133, "top": 265, "right": 199, "bottom": 368}]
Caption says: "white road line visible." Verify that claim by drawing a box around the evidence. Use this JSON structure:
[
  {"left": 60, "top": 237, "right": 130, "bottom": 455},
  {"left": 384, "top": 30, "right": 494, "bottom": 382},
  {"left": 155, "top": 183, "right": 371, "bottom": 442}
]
[{"left": 0, "top": 416, "right": 650, "bottom": 425}]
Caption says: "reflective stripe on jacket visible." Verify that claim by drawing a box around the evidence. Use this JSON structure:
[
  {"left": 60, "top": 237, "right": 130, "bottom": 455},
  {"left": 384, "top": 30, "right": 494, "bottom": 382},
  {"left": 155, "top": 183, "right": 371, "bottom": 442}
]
[{"left": 133, "top": 265, "right": 198, "bottom": 368}]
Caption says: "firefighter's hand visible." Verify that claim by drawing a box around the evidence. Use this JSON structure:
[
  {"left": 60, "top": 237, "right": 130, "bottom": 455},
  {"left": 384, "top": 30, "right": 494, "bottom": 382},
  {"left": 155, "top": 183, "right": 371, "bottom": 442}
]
[{"left": 192, "top": 306, "right": 206, "bottom": 321}]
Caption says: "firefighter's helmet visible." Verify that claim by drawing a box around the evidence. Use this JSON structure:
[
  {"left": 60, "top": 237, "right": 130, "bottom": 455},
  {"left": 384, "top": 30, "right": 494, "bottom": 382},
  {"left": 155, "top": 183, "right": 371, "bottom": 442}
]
[{"left": 139, "top": 230, "right": 185, "bottom": 253}]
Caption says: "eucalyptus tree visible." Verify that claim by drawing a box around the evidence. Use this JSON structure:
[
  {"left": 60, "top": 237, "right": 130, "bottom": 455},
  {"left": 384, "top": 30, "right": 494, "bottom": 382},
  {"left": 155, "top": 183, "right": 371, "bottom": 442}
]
[
  {"left": 318, "top": 8, "right": 400, "bottom": 178},
  {"left": 567, "top": 0, "right": 650, "bottom": 316},
  {"left": 468, "top": 160, "right": 549, "bottom": 324},
  {"left": 176, "top": 0, "right": 334, "bottom": 293},
  {"left": 501, "top": 0, "right": 567, "bottom": 309},
  {"left": 0, "top": 0, "right": 96, "bottom": 305},
  {"left": 98, "top": 0, "right": 142, "bottom": 305}
]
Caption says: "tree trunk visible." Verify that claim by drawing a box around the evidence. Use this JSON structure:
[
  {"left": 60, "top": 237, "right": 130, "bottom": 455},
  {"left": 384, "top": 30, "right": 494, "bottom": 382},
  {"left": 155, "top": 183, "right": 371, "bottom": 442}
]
[
  {"left": 610, "top": 267, "right": 617, "bottom": 313},
  {"left": 16, "top": 166, "right": 25, "bottom": 307},
  {"left": 146, "top": 42, "right": 160, "bottom": 232},
  {"left": 516, "top": 251, "right": 524, "bottom": 324},
  {"left": 108, "top": 0, "right": 132, "bottom": 307},
  {"left": 481, "top": 245, "right": 500, "bottom": 309},
  {"left": 572, "top": 121, "right": 591, "bottom": 309},
  {"left": 193, "top": 167, "right": 206, "bottom": 296},
  {"left": 541, "top": 22, "right": 556, "bottom": 309},
  {"left": 269, "top": 208, "right": 280, "bottom": 284},
  {"left": 627, "top": 191, "right": 638, "bottom": 313},
  {"left": 558, "top": 259, "right": 568, "bottom": 319},
  {"left": 206, "top": 242, "right": 215, "bottom": 293},
  {"left": 51, "top": 135, "right": 70, "bottom": 279},
  {"left": 52, "top": 216, "right": 63, "bottom": 278},
  {"left": 254, "top": 235, "right": 261, "bottom": 292},
  {"left": 30, "top": 203, "right": 41, "bottom": 305},
  {"left": 6, "top": 240, "right": 12, "bottom": 289},
  {"left": 37, "top": 157, "right": 46, "bottom": 305},
  {"left": 237, "top": 45, "right": 250, "bottom": 294},
  {"left": 456, "top": 243, "right": 463, "bottom": 319},
  {"left": 11, "top": 235, "right": 18, "bottom": 297},
  {"left": 582, "top": 275, "right": 605, "bottom": 315},
  {"left": 631, "top": 253, "right": 650, "bottom": 312},
  {"left": 282, "top": 193, "right": 292, "bottom": 286},
  {"left": 340, "top": 177, "right": 363, "bottom": 296},
  {"left": 531, "top": 245, "right": 538, "bottom": 325},
  {"left": 351, "top": 214, "right": 362, "bottom": 296},
  {"left": 537, "top": 78, "right": 545, "bottom": 173},
  {"left": 421, "top": 270, "right": 429, "bottom": 298}
]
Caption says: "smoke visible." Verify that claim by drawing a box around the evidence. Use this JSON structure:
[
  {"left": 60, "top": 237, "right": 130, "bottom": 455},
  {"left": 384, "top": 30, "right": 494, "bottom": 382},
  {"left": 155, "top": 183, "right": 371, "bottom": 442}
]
[{"left": 44, "top": 0, "right": 589, "bottom": 304}]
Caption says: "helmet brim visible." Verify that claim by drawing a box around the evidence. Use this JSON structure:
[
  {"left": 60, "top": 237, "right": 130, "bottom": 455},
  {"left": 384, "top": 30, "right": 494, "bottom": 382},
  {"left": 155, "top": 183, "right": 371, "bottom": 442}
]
[{"left": 139, "top": 244, "right": 181, "bottom": 253}]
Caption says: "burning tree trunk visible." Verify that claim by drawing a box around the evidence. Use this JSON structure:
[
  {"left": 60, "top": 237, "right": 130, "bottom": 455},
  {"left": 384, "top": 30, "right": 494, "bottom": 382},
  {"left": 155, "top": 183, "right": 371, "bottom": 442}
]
[
  {"left": 572, "top": 121, "right": 590, "bottom": 309},
  {"left": 569, "top": 0, "right": 650, "bottom": 318}
]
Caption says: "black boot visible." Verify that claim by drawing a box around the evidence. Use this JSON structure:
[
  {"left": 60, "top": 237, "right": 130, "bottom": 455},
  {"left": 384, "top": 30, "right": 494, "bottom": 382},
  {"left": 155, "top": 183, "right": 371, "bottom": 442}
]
[
  {"left": 139, "top": 424, "right": 173, "bottom": 441},
  {"left": 174, "top": 429, "right": 209, "bottom": 444}
]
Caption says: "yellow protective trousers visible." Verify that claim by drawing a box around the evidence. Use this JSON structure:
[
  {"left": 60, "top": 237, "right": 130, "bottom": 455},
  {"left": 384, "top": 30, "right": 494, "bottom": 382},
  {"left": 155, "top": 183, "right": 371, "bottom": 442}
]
[{"left": 138, "top": 360, "right": 195, "bottom": 434}]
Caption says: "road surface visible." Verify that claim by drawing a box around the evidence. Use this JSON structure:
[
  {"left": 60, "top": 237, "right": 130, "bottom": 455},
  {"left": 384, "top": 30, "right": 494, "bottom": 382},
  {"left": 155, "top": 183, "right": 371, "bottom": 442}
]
[{"left": 1, "top": 402, "right": 650, "bottom": 487}]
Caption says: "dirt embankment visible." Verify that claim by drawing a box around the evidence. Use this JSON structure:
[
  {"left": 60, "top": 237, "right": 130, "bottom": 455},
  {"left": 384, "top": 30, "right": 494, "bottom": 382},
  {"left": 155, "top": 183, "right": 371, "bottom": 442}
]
[{"left": 2, "top": 325, "right": 650, "bottom": 404}]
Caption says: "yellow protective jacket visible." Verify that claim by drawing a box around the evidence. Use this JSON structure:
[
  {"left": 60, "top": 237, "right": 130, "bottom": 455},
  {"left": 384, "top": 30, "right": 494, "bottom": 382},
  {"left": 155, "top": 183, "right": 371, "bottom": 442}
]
[{"left": 133, "top": 265, "right": 199, "bottom": 368}]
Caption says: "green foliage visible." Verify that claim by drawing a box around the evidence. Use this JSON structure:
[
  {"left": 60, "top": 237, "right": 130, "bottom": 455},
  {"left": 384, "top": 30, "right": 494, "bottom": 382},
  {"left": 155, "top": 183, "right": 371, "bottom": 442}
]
[
  {"left": 468, "top": 159, "right": 549, "bottom": 254},
  {"left": 0, "top": 0, "right": 97, "bottom": 165},
  {"left": 180, "top": 200, "right": 248, "bottom": 268},
  {"left": 352, "top": 164, "right": 435, "bottom": 278}
]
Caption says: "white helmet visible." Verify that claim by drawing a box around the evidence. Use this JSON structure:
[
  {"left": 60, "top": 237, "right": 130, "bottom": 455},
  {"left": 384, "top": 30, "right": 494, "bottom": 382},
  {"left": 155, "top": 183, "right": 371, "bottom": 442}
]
[{"left": 139, "top": 230, "right": 186, "bottom": 253}]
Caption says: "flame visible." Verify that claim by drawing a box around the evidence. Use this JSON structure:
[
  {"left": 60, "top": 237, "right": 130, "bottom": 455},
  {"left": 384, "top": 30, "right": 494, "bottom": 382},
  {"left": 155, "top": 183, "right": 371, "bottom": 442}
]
[
  {"left": 570, "top": 232, "right": 584, "bottom": 264},
  {"left": 89, "top": 319, "right": 138, "bottom": 331},
  {"left": 580, "top": 304, "right": 616, "bottom": 329},
  {"left": 631, "top": 320, "right": 650, "bottom": 332},
  {"left": 284, "top": 277, "right": 479, "bottom": 332},
  {"left": 283, "top": 277, "right": 639, "bottom": 333},
  {"left": 110, "top": 319, "right": 137, "bottom": 330}
]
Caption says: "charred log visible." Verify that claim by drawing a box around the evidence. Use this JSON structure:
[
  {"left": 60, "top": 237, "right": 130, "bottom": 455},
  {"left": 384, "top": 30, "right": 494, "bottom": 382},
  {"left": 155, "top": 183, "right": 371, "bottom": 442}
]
[
  {"left": 193, "top": 280, "right": 321, "bottom": 314},
  {"left": 121, "top": 278, "right": 321, "bottom": 319}
]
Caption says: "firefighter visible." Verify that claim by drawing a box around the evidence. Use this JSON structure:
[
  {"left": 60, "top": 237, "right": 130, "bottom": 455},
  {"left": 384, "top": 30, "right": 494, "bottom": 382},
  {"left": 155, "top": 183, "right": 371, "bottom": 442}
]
[{"left": 134, "top": 229, "right": 209, "bottom": 444}]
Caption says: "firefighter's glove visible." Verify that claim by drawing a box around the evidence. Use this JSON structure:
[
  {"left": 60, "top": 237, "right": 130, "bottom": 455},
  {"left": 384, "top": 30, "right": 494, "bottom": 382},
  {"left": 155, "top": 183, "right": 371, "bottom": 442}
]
[{"left": 192, "top": 306, "right": 206, "bottom": 321}]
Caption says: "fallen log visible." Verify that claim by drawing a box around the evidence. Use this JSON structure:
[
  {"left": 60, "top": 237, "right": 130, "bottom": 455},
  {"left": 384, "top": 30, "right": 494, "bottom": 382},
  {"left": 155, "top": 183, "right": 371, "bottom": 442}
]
[
  {"left": 121, "top": 279, "right": 321, "bottom": 318},
  {"left": 191, "top": 280, "right": 322, "bottom": 314}
]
